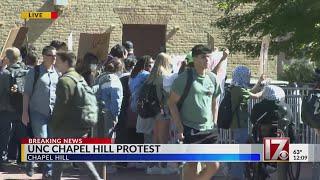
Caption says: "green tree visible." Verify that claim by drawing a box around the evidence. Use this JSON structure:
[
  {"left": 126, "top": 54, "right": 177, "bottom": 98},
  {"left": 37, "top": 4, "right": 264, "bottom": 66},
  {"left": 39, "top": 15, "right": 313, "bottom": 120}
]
[
  {"left": 216, "top": 0, "right": 320, "bottom": 64},
  {"left": 280, "top": 60, "right": 315, "bottom": 83}
]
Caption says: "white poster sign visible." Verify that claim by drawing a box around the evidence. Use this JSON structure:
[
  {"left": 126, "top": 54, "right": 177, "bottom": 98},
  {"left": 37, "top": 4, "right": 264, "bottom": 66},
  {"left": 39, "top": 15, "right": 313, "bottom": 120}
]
[{"left": 67, "top": 32, "right": 73, "bottom": 51}]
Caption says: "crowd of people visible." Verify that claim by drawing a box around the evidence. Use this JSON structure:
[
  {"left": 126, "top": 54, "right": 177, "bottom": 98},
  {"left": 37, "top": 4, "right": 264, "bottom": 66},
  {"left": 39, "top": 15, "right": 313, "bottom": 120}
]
[{"left": 0, "top": 39, "right": 301, "bottom": 180}]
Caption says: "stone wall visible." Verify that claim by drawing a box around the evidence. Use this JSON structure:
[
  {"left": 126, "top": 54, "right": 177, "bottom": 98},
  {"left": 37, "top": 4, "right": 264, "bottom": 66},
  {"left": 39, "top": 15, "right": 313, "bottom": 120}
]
[{"left": 0, "top": 0, "right": 276, "bottom": 78}]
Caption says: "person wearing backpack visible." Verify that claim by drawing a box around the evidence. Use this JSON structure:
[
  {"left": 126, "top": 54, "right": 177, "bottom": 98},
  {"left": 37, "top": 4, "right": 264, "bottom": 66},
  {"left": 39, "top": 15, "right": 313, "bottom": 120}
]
[
  {"left": 136, "top": 53, "right": 176, "bottom": 174},
  {"left": 128, "top": 55, "right": 153, "bottom": 130},
  {"left": 50, "top": 51, "right": 101, "bottom": 180},
  {"left": 168, "top": 45, "right": 222, "bottom": 180},
  {"left": 0, "top": 47, "right": 26, "bottom": 170},
  {"left": 22, "top": 46, "right": 59, "bottom": 178},
  {"left": 129, "top": 55, "right": 154, "bottom": 113},
  {"left": 228, "top": 65, "right": 265, "bottom": 180},
  {"left": 127, "top": 55, "right": 153, "bottom": 169}
]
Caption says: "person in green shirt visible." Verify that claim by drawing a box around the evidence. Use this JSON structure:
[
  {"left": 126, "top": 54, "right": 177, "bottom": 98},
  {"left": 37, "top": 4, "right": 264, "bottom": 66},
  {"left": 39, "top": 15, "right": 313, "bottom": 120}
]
[
  {"left": 229, "top": 65, "right": 265, "bottom": 180},
  {"left": 51, "top": 51, "right": 102, "bottom": 180},
  {"left": 168, "top": 44, "right": 228, "bottom": 180}
]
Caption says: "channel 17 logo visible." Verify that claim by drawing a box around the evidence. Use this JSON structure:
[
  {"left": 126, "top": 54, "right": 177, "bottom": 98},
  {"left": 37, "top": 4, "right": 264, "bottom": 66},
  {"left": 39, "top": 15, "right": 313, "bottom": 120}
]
[{"left": 263, "top": 137, "right": 289, "bottom": 161}]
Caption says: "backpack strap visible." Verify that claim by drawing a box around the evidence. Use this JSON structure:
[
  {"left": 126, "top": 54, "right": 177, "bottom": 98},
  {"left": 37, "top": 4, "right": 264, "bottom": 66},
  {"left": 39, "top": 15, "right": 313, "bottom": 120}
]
[
  {"left": 207, "top": 72, "right": 216, "bottom": 86},
  {"left": 230, "top": 86, "right": 242, "bottom": 128},
  {"left": 64, "top": 74, "right": 85, "bottom": 84},
  {"left": 208, "top": 72, "right": 242, "bottom": 127},
  {"left": 234, "top": 105, "right": 241, "bottom": 128},
  {"left": 177, "top": 68, "right": 193, "bottom": 111},
  {"left": 31, "top": 65, "right": 40, "bottom": 96}
]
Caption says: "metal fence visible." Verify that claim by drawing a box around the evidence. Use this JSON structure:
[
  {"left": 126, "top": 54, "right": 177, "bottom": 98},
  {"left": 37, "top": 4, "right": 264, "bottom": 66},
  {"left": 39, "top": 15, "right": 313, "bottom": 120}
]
[{"left": 217, "top": 86, "right": 320, "bottom": 144}]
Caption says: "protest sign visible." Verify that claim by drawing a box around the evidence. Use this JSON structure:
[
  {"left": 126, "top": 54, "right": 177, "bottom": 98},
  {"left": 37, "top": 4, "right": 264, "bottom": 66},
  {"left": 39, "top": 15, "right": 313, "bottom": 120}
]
[{"left": 0, "top": 27, "right": 28, "bottom": 59}]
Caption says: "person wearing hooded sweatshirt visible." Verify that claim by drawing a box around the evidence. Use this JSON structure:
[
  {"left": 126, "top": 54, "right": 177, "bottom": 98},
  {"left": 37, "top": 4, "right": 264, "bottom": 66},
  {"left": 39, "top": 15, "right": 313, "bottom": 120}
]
[{"left": 229, "top": 65, "right": 265, "bottom": 180}]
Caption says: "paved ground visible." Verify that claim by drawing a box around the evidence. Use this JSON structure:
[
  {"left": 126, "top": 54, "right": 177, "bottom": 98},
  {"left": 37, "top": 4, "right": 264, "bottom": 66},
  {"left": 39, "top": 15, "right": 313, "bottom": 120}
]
[
  {"left": 0, "top": 161, "right": 318, "bottom": 180},
  {"left": 0, "top": 162, "right": 181, "bottom": 180}
]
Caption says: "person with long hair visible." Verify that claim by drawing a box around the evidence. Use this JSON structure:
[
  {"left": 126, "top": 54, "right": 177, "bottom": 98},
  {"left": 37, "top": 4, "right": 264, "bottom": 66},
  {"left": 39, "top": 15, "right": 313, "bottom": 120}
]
[
  {"left": 127, "top": 55, "right": 153, "bottom": 169},
  {"left": 77, "top": 52, "right": 99, "bottom": 86},
  {"left": 140, "top": 53, "right": 175, "bottom": 174},
  {"left": 129, "top": 55, "right": 154, "bottom": 113}
]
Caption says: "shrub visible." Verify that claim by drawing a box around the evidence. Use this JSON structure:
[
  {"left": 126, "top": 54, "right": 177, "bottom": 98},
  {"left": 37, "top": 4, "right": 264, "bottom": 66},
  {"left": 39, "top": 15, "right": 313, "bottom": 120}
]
[{"left": 280, "top": 60, "right": 315, "bottom": 83}]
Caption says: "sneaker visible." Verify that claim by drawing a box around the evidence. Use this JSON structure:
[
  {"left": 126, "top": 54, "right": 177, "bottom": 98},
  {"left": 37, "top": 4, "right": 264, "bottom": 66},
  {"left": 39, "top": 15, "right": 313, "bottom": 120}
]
[
  {"left": 161, "top": 167, "right": 179, "bottom": 175},
  {"left": 25, "top": 163, "right": 34, "bottom": 177},
  {"left": 107, "top": 166, "right": 117, "bottom": 174},
  {"left": 42, "top": 170, "right": 52, "bottom": 179},
  {"left": 146, "top": 166, "right": 162, "bottom": 175}
]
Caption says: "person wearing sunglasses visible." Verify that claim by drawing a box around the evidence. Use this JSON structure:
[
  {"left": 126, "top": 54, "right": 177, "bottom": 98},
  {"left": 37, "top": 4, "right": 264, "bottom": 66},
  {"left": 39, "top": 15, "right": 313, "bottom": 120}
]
[{"left": 22, "top": 45, "right": 59, "bottom": 178}]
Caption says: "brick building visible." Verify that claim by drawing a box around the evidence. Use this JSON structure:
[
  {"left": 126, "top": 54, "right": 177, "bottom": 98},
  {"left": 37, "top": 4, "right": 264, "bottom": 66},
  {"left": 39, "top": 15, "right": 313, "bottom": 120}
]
[{"left": 0, "top": 0, "right": 276, "bottom": 77}]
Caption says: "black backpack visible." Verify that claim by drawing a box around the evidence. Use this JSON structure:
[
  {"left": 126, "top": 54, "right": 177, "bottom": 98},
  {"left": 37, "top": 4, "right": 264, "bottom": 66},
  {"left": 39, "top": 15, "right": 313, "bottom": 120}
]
[
  {"left": 8, "top": 64, "right": 40, "bottom": 115},
  {"left": 8, "top": 64, "right": 29, "bottom": 114},
  {"left": 137, "top": 82, "right": 161, "bottom": 118},
  {"left": 252, "top": 100, "right": 295, "bottom": 141},
  {"left": 217, "top": 87, "right": 241, "bottom": 129},
  {"left": 302, "top": 91, "right": 320, "bottom": 128}
]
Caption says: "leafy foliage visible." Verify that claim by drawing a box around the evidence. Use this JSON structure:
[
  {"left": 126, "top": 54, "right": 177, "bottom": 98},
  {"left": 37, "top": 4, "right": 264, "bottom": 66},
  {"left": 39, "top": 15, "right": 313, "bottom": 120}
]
[
  {"left": 280, "top": 60, "right": 315, "bottom": 83},
  {"left": 216, "top": 0, "right": 320, "bottom": 64}
]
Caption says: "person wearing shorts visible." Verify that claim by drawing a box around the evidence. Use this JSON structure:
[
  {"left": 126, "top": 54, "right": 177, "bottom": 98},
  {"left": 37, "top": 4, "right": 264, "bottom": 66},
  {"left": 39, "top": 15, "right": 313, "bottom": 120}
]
[
  {"left": 139, "top": 53, "right": 176, "bottom": 174},
  {"left": 169, "top": 44, "right": 228, "bottom": 180}
]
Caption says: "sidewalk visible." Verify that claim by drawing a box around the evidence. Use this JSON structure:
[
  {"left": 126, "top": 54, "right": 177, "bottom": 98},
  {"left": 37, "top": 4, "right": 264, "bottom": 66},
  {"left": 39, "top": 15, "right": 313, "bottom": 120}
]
[
  {"left": 0, "top": 161, "right": 317, "bottom": 180},
  {"left": 0, "top": 161, "right": 180, "bottom": 180}
]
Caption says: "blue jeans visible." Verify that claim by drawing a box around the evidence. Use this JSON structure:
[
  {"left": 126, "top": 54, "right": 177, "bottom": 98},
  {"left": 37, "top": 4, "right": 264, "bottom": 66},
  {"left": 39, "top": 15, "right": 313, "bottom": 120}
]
[
  {"left": 30, "top": 110, "right": 51, "bottom": 138},
  {"left": 29, "top": 110, "right": 52, "bottom": 173},
  {"left": 229, "top": 128, "right": 249, "bottom": 180}
]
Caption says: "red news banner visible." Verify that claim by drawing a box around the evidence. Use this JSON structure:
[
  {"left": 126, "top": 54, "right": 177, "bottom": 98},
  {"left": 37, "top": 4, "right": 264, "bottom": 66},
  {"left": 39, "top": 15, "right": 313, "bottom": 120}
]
[
  {"left": 21, "top": 138, "right": 112, "bottom": 162},
  {"left": 21, "top": 138, "right": 111, "bottom": 144}
]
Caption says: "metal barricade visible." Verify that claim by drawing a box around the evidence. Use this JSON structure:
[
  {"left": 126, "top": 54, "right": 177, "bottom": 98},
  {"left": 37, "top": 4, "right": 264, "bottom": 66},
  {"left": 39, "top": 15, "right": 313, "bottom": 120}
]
[
  {"left": 282, "top": 87, "right": 319, "bottom": 144},
  {"left": 217, "top": 86, "right": 320, "bottom": 145}
]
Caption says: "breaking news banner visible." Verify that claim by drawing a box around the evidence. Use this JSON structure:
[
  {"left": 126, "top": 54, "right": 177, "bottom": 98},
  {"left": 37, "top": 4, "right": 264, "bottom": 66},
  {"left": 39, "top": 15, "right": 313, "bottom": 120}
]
[{"left": 20, "top": 138, "right": 320, "bottom": 162}]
